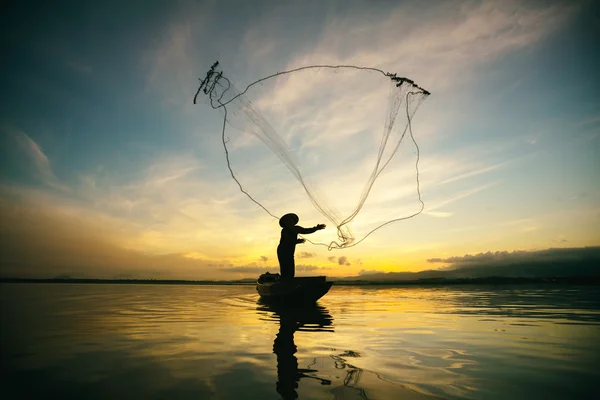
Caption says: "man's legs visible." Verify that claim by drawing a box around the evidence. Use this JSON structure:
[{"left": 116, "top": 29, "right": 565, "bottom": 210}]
[{"left": 278, "top": 248, "right": 295, "bottom": 278}]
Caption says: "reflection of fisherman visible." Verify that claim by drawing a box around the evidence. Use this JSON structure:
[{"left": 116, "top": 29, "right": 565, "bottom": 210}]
[
  {"left": 277, "top": 213, "right": 326, "bottom": 279},
  {"left": 273, "top": 312, "right": 300, "bottom": 399},
  {"left": 271, "top": 305, "right": 332, "bottom": 399}
]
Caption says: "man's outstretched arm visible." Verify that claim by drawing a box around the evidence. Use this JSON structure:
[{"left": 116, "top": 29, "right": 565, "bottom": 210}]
[{"left": 295, "top": 224, "right": 326, "bottom": 234}]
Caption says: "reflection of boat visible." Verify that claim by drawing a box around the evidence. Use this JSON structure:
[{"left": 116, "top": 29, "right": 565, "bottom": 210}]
[
  {"left": 257, "top": 301, "right": 334, "bottom": 399},
  {"left": 256, "top": 274, "right": 333, "bottom": 304},
  {"left": 257, "top": 300, "right": 334, "bottom": 331}
]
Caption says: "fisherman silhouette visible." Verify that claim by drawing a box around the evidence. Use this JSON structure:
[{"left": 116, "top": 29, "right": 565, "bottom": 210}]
[{"left": 277, "top": 213, "right": 326, "bottom": 279}]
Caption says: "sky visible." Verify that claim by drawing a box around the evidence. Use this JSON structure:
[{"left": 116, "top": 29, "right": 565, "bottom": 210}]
[{"left": 1, "top": 0, "right": 599, "bottom": 280}]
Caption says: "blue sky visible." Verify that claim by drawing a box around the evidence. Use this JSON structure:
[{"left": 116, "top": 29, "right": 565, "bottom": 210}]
[{"left": 1, "top": 0, "right": 599, "bottom": 279}]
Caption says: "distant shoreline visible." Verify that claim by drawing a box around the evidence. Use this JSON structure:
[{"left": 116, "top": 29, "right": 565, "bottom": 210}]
[{"left": 1, "top": 276, "right": 599, "bottom": 286}]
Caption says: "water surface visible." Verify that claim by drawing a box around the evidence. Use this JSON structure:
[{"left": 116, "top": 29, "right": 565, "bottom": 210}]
[{"left": 1, "top": 283, "right": 599, "bottom": 399}]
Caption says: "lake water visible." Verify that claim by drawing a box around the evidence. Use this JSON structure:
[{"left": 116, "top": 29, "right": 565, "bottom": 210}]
[{"left": 1, "top": 283, "right": 599, "bottom": 399}]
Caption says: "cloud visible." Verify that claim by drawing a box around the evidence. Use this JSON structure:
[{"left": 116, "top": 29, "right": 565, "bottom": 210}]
[
  {"left": 11, "top": 129, "right": 68, "bottom": 192},
  {"left": 427, "top": 247, "right": 598, "bottom": 266},
  {"left": 259, "top": 255, "right": 269, "bottom": 262},
  {"left": 553, "top": 236, "right": 568, "bottom": 244},
  {"left": 338, "top": 256, "right": 350, "bottom": 266},
  {"left": 296, "top": 264, "right": 325, "bottom": 273},
  {"left": 297, "top": 252, "right": 315, "bottom": 259},
  {"left": 240, "top": 22, "right": 278, "bottom": 62},
  {"left": 426, "top": 258, "right": 444, "bottom": 263},
  {"left": 0, "top": 192, "right": 234, "bottom": 280},
  {"left": 437, "top": 161, "right": 511, "bottom": 186},
  {"left": 424, "top": 247, "right": 600, "bottom": 278},
  {"left": 274, "top": 0, "right": 575, "bottom": 93},
  {"left": 577, "top": 113, "right": 600, "bottom": 127},
  {"left": 325, "top": 256, "right": 354, "bottom": 267},
  {"left": 220, "top": 263, "right": 324, "bottom": 275},
  {"left": 0, "top": 121, "right": 282, "bottom": 260},
  {"left": 220, "top": 266, "right": 267, "bottom": 274},
  {"left": 359, "top": 269, "right": 385, "bottom": 276},
  {"left": 144, "top": 17, "right": 201, "bottom": 110},
  {"left": 337, "top": 247, "right": 600, "bottom": 281},
  {"left": 143, "top": 156, "right": 202, "bottom": 188},
  {"left": 423, "top": 211, "right": 453, "bottom": 218},
  {"left": 425, "top": 182, "right": 498, "bottom": 212}
]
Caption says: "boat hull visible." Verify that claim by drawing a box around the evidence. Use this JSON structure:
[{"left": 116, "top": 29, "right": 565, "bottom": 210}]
[{"left": 256, "top": 276, "right": 333, "bottom": 304}]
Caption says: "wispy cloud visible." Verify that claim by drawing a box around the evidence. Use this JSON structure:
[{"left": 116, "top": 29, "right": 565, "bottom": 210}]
[
  {"left": 577, "top": 114, "right": 600, "bottom": 127},
  {"left": 144, "top": 17, "right": 201, "bottom": 110},
  {"left": 277, "top": 0, "right": 576, "bottom": 89},
  {"left": 438, "top": 161, "right": 510, "bottom": 186},
  {"left": 297, "top": 252, "right": 315, "bottom": 259},
  {"left": 11, "top": 129, "right": 69, "bottom": 192},
  {"left": 424, "top": 211, "right": 453, "bottom": 218},
  {"left": 220, "top": 265, "right": 268, "bottom": 274},
  {"left": 220, "top": 263, "right": 323, "bottom": 275},
  {"left": 359, "top": 269, "right": 386, "bottom": 276},
  {"left": 241, "top": 24, "right": 278, "bottom": 61},
  {"left": 426, "top": 181, "right": 498, "bottom": 212}
]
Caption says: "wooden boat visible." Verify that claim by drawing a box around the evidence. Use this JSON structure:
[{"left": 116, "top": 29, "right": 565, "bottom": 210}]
[{"left": 256, "top": 273, "right": 333, "bottom": 303}]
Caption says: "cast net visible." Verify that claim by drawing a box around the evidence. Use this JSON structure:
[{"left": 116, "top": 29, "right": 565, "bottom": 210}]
[{"left": 194, "top": 62, "right": 430, "bottom": 249}]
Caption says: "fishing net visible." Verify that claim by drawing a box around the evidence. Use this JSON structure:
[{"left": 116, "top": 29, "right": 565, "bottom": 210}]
[{"left": 194, "top": 62, "right": 430, "bottom": 249}]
